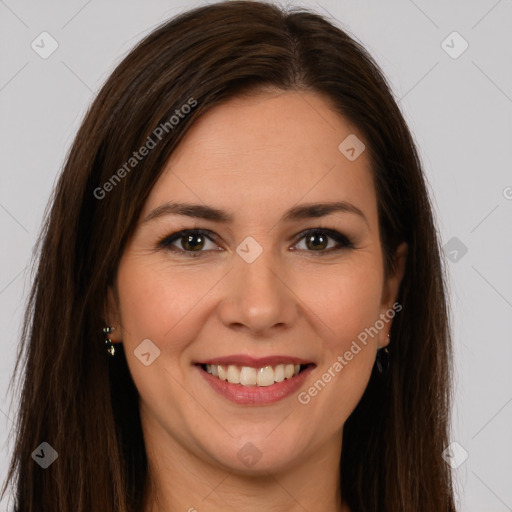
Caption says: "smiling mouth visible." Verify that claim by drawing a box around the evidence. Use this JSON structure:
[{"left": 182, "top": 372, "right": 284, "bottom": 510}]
[{"left": 198, "top": 363, "right": 313, "bottom": 387}]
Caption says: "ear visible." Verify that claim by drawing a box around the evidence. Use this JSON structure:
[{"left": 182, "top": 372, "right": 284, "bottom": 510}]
[
  {"left": 378, "top": 241, "right": 407, "bottom": 348},
  {"left": 104, "top": 286, "right": 123, "bottom": 343}
]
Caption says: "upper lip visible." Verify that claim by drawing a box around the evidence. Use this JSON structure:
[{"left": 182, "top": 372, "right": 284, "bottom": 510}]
[{"left": 195, "top": 355, "right": 315, "bottom": 367}]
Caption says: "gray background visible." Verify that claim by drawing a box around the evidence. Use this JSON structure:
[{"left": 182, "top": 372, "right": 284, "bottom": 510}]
[{"left": 1, "top": 0, "right": 511, "bottom": 510}]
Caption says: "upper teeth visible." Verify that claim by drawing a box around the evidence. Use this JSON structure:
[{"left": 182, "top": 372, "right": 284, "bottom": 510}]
[{"left": 205, "top": 363, "right": 301, "bottom": 387}]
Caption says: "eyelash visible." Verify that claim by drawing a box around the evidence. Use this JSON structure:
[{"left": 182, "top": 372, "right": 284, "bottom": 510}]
[{"left": 157, "top": 228, "right": 355, "bottom": 258}]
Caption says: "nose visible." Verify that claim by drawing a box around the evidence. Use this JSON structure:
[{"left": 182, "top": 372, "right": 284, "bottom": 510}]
[{"left": 217, "top": 249, "right": 299, "bottom": 336}]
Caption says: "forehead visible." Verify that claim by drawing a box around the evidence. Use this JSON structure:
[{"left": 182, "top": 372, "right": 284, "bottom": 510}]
[{"left": 142, "top": 90, "right": 378, "bottom": 228}]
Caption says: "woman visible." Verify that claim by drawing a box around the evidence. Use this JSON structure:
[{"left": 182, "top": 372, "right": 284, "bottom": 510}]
[{"left": 2, "top": 1, "right": 456, "bottom": 511}]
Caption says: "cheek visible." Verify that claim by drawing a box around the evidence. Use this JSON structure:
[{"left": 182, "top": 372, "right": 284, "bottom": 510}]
[
  {"left": 300, "top": 258, "right": 384, "bottom": 343},
  {"left": 295, "top": 260, "right": 383, "bottom": 417},
  {"left": 114, "top": 257, "right": 206, "bottom": 421},
  {"left": 116, "top": 256, "right": 210, "bottom": 347},
  {"left": 116, "top": 247, "right": 384, "bottom": 355}
]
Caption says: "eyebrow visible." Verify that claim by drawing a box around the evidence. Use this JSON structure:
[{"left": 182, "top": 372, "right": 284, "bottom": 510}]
[{"left": 143, "top": 200, "right": 369, "bottom": 226}]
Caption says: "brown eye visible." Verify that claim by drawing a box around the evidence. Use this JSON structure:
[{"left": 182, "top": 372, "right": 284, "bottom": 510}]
[
  {"left": 158, "top": 228, "right": 354, "bottom": 258},
  {"left": 293, "top": 229, "right": 354, "bottom": 254},
  {"left": 304, "top": 232, "right": 329, "bottom": 251},
  {"left": 180, "top": 233, "right": 206, "bottom": 251},
  {"left": 159, "top": 229, "right": 219, "bottom": 257}
]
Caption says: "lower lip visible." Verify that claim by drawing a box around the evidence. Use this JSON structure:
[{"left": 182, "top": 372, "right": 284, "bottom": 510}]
[{"left": 196, "top": 365, "right": 315, "bottom": 405}]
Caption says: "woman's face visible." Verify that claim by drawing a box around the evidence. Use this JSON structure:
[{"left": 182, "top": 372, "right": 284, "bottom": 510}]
[{"left": 108, "top": 90, "right": 406, "bottom": 475}]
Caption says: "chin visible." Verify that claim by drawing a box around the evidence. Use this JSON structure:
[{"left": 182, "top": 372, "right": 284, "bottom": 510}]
[{"left": 198, "top": 430, "right": 306, "bottom": 475}]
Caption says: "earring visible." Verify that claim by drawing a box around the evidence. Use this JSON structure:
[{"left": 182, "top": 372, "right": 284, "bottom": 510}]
[
  {"left": 375, "top": 333, "right": 390, "bottom": 375},
  {"left": 103, "top": 326, "right": 115, "bottom": 356}
]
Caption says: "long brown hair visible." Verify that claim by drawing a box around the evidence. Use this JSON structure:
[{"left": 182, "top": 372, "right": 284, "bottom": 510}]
[{"left": 2, "top": 1, "right": 456, "bottom": 510}]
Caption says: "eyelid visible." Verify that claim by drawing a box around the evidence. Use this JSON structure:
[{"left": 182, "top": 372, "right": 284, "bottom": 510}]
[
  {"left": 158, "top": 229, "right": 220, "bottom": 253},
  {"left": 157, "top": 227, "right": 354, "bottom": 256},
  {"left": 291, "top": 228, "right": 354, "bottom": 253}
]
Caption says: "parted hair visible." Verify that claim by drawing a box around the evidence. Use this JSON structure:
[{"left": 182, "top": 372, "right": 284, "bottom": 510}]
[{"left": 3, "top": 1, "right": 456, "bottom": 511}]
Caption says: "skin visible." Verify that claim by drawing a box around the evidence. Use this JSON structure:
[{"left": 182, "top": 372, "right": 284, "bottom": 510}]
[{"left": 107, "top": 89, "right": 407, "bottom": 512}]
